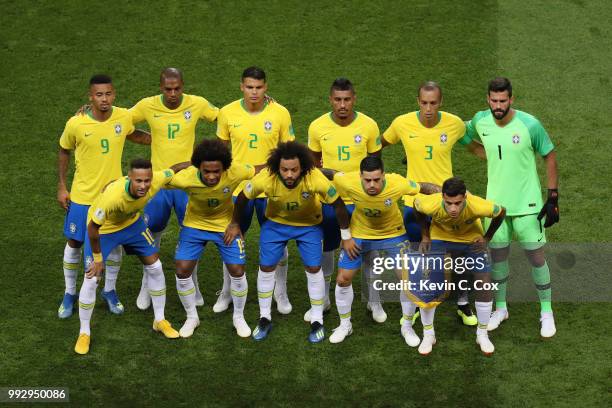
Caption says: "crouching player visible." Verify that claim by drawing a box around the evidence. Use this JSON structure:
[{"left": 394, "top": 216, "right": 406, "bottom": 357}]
[
  {"left": 168, "top": 139, "right": 260, "bottom": 338},
  {"left": 326, "top": 156, "right": 441, "bottom": 344},
  {"left": 414, "top": 177, "right": 506, "bottom": 355},
  {"left": 224, "top": 141, "right": 350, "bottom": 343},
  {"left": 74, "top": 158, "right": 186, "bottom": 354}
]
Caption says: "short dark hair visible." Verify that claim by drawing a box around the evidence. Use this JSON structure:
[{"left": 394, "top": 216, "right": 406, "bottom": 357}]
[
  {"left": 442, "top": 177, "right": 467, "bottom": 196},
  {"left": 89, "top": 74, "right": 112, "bottom": 85},
  {"left": 488, "top": 77, "right": 512, "bottom": 97},
  {"left": 160, "top": 67, "right": 184, "bottom": 83},
  {"left": 267, "top": 141, "right": 315, "bottom": 176},
  {"left": 360, "top": 156, "right": 384, "bottom": 173},
  {"left": 418, "top": 80, "right": 442, "bottom": 99},
  {"left": 330, "top": 78, "right": 354, "bottom": 94},
  {"left": 130, "top": 158, "right": 152, "bottom": 170},
  {"left": 191, "top": 139, "right": 232, "bottom": 170},
  {"left": 242, "top": 66, "right": 266, "bottom": 82}
]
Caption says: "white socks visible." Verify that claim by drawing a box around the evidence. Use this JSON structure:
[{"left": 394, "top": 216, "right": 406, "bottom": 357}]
[
  {"left": 145, "top": 260, "right": 166, "bottom": 322},
  {"left": 63, "top": 243, "right": 81, "bottom": 295},
  {"left": 221, "top": 263, "right": 231, "bottom": 295},
  {"left": 257, "top": 269, "right": 275, "bottom": 320},
  {"left": 230, "top": 274, "right": 248, "bottom": 317},
  {"left": 364, "top": 250, "right": 381, "bottom": 303},
  {"left": 420, "top": 306, "right": 436, "bottom": 335},
  {"left": 78, "top": 276, "right": 98, "bottom": 335},
  {"left": 335, "top": 284, "right": 353, "bottom": 327},
  {"left": 306, "top": 268, "right": 325, "bottom": 324},
  {"left": 400, "top": 289, "right": 417, "bottom": 327},
  {"left": 176, "top": 276, "right": 198, "bottom": 319},
  {"left": 322, "top": 251, "right": 335, "bottom": 301},
  {"left": 104, "top": 246, "right": 122, "bottom": 292},
  {"left": 274, "top": 247, "right": 289, "bottom": 296},
  {"left": 475, "top": 301, "right": 493, "bottom": 335}
]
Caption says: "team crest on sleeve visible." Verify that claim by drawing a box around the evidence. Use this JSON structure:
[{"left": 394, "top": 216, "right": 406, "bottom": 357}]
[
  {"left": 69, "top": 222, "right": 77, "bottom": 233},
  {"left": 94, "top": 208, "right": 105, "bottom": 220},
  {"left": 184, "top": 111, "right": 192, "bottom": 120},
  {"left": 440, "top": 133, "right": 448, "bottom": 143},
  {"left": 164, "top": 170, "right": 173, "bottom": 178},
  {"left": 114, "top": 124, "right": 122, "bottom": 134},
  {"left": 301, "top": 191, "right": 311, "bottom": 199},
  {"left": 223, "top": 186, "right": 230, "bottom": 194},
  {"left": 144, "top": 213, "right": 149, "bottom": 225},
  {"left": 264, "top": 121, "right": 272, "bottom": 132},
  {"left": 354, "top": 134, "right": 362, "bottom": 143},
  {"left": 245, "top": 182, "right": 253, "bottom": 193},
  {"left": 512, "top": 134, "right": 520, "bottom": 144},
  {"left": 327, "top": 186, "right": 337, "bottom": 197},
  {"left": 384, "top": 198, "right": 393, "bottom": 207}
]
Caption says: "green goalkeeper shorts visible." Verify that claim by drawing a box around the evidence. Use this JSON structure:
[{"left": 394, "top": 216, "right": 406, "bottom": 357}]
[{"left": 484, "top": 213, "right": 546, "bottom": 250}]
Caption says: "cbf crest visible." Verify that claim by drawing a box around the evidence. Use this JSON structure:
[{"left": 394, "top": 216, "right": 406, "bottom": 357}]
[
  {"left": 440, "top": 133, "right": 448, "bottom": 143},
  {"left": 301, "top": 191, "right": 311, "bottom": 199},
  {"left": 512, "top": 134, "right": 520, "bottom": 144},
  {"left": 264, "top": 121, "right": 273, "bottom": 132},
  {"left": 69, "top": 222, "right": 77, "bottom": 233},
  {"left": 114, "top": 124, "right": 122, "bottom": 135},
  {"left": 384, "top": 198, "right": 392, "bottom": 207},
  {"left": 223, "top": 186, "right": 230, "bottom": 194},
  {"left": 354, "top": 134, "right": 362, "bottom": 144},
  {"left": 184, "top": 110, "right": 192, "bottom": 120}
]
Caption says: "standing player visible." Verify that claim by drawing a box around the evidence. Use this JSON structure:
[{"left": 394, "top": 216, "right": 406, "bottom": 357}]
[
  {"left": 74, "top": 158, "right": 185, "bottom": 355},
  {"left": 414, "top": 177, "right": 506, "bottom": 355},
  {"left": 381, "top": 81, "right": 484, "bottom": 326},
  {"left": 464, "top": 77, "right": 559, "bottom": 338},
  {"left": 325, "top": 156, "right": 440, "bottom": 344},
  {"left": 58, "top": 74, "right": 150, "bottom": 319},
  {"left": 307, "top": 78, "right": 385, "bottom": 323},
  {"left": 225, "top": 141, "right": 349, "bottom": 343},
  {"left": 130, "top": 68, "right": 219, "bottom": 309},
  {"left": 168, "top": 139, "right": 261, "bottom": 338},
  {"left": 215, "top": 66, "right": 295, "bottom": 315}
]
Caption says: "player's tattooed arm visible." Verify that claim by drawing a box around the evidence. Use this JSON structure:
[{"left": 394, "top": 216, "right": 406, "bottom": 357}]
[
  {"left": 224, "top": 192, "right": 247, "bottom": 245},
  {"left": 320, "top": 168, "right": 337, "bottom": 181},
  {"left": 415, "top": 210, "right": 432, "bottom": 254},
  {"left": 334, "top": 198, "right": 360, "bottom": 259},
  {"left": 57, "top": 147, "right": 71, "bottom": 210},
  {"left": 418, "top": 182, "right": 442, "bottom": 195},
  {"left": 467, "top": 140, "right": 486, "bottom": 159},
  {"left": 86, "top": 221, "right": 105, "bottom": 280},
  {"left": 170, "top": 161, "right": 191, "bottom": 174},
  {"left": 127, "top": 129, "right": 151, "bottom": 145}
]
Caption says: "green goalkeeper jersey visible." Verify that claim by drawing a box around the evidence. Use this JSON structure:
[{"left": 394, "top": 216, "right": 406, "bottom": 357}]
[{"left": 465, "top": 109, "right": 554, "bottom": 216}]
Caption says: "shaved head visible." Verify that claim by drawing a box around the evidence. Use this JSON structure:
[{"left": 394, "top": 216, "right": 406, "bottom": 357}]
[{"left": 160, "top": 67, "right": 183, "bottom": 84}]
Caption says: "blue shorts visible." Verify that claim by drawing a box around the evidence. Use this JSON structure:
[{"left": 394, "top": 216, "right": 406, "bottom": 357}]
[
  {"left": 175, "top": 226, "right": 246, "bottom": 265},
  {"left": 143, "top": 189, "right": 188, "bottom": 233},
  {"left": 431, "top": 240, "right": 491, "bottom": 273},
  {"left": 260, "top": 220, "right": 322, "bottom": 267},
  {"left": 63, "top": 202, "right": 90, "bottom": 242},
  {"left": 338, "top": 234, "right": 410, "bottom": 270},
  {"left": 403, "top": 206, "right": 423, "bottom": 243},
  {"left": 321, "top": 203, "right": 355, "bottom": 252},
  {"left": 83, "top": 217, "right": 157, "bottom": 268},
  {"left": 233, "top": 196, "right": 267, "bottom": 233}
]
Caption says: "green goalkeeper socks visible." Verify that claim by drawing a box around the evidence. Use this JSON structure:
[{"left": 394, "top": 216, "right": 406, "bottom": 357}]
[
  {"left": 532, "top": 262, "right": 552, "bottom": 312},
  {"left": 492, "top": 260, "right": 509, "bottom": 310}
]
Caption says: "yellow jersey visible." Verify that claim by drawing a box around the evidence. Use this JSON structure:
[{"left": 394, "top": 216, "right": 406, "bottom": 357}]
[
  {"left": 413, "top": 193, "right": 502, "bottom": 243},
  {"left": 168, "top": 164, "right": 255, "bottom": 232},
  {"left": 333, "top": 172, "right": 421, "bottom": 239},
  {"left": 308, "top": 111, "right": 381, "bottom": 172},
  {"left": 130, "top": 94, "right": 219, "bottom": 170},
  {"left": 243, "top": 168, "right": 337, "bottom": 227},
  {"left": 89, "top": 170, "right": 175, "bottom": 234},
  {"left": 383, "top": 111, "right": 467, "bottom": 205},
  {"left": 59, "top": 107, "right": 135, "bottom": 205}
]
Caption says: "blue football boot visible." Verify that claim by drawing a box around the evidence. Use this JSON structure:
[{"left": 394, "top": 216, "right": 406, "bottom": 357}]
[
  {"left": 252, "top": 317, "right": 272, "bottom": 341},
  {"left": 101, "top": 289, "right": 124, "bottom": 315},
  {"left": 308, "top": 321, "right": 325, "bottom": 343},
  {"left": 58, "top": 293, "right": 78, "bottom": 319}
]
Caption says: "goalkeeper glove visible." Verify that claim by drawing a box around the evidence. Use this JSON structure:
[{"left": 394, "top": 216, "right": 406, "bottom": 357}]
[{"left": 537, "top": 189, "right": 559, "bottom": 228}]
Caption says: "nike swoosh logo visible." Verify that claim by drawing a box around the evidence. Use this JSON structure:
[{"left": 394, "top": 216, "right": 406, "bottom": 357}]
[
  {"left": 537, "top": 236, "right": 543, "bottom": 242},
  {"left": 233, "top": 124, "right": 242, "bottom": 128},
  {"left": 482, "top": 133, "right": 490, "bottom": 136},
  {"left": 322, "top": 137, "right": 329, "bottom": 141},
  {"left": 409, "top": 135, "right": 418, "bottom": 138},
  {"left": 153, "top": 114, "right": 164, "bottom": 118},
  {"left": 84, "top": 132, "right": 93, "bottom": 137}
]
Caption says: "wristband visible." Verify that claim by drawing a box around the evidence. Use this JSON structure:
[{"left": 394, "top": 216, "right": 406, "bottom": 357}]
[
  {"left": 340, "top": 228, "right": 352, "bottom": 240},
  {"left": 93, "top": 252, "right": 103, "bottom": 263}
]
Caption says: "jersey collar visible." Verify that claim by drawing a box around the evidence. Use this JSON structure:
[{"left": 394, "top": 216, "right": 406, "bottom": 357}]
[
  {"left": 240, "top": 98, "right": 268, "bottom": 115},
  {"left": 416, "top": 111, "right": 441, "bottom": 128},
  {"left": 160, "top": 94, "right": 184, "bottom": 110},
  {"left": 124, "top": 178, "right": 139, "bottom": 200},
  {"left": 86, "top": 107, "right": 114, "bottom": 122},
  {"left": 360, "top": 177, "right": 386, "bottom": 195},
  {"left": 329, "top": 111, "right": 359, "bottom": 126}
]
